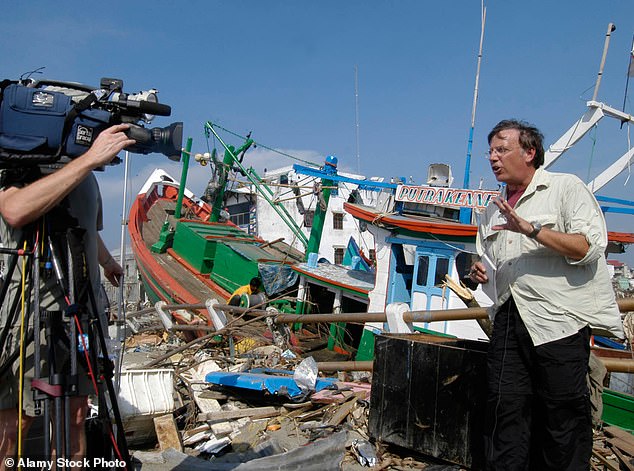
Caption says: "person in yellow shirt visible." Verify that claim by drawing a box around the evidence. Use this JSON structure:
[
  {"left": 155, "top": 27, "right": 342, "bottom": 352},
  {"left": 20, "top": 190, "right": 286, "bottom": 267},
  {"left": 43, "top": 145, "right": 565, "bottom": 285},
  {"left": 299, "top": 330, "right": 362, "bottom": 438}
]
[{"left": 228, "top": 277, "right": 262, "bottom": 306}]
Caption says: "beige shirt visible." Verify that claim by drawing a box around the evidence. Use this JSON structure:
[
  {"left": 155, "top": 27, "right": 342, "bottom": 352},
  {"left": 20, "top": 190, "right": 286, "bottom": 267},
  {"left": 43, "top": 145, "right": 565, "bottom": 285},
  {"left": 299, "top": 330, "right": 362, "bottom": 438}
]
[{"left": 477, "top": 167, "right": 623, "bottom": 346}]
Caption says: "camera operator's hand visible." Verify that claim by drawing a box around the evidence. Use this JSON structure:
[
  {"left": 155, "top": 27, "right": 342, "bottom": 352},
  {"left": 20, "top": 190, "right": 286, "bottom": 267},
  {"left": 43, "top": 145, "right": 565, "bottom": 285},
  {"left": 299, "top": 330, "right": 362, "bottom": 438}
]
[
  {"left": 98, "top": 235, "right": 124, "bottom": 287},
  {"left": 82, "top": 124, "right": 136, "bottom": 169},
  {"left": 0, "top": 124, "right": 135, "bottom": 228},
  {"left": 103, "top": 257, "right": 124, "bottom": 287}
]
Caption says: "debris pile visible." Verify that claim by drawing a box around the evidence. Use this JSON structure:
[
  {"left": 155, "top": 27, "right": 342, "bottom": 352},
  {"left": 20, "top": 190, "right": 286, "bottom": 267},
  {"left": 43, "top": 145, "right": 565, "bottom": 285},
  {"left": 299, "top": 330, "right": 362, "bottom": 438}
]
[
  {"left": 591, "top": 426, "right": 634, "bottom": 470},
  {"left": 117, "top": 328, "right": 440, "bottom": 470},
  {"left": 113, "top": 311, "right": 634, "bottom": 471}
]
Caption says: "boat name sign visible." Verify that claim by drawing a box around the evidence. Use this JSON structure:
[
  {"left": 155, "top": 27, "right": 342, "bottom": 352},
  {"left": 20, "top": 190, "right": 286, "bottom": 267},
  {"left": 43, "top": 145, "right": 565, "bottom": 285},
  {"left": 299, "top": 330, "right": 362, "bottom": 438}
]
[{"left": 395, "top": 185, "right": 499, "bottom": 209}]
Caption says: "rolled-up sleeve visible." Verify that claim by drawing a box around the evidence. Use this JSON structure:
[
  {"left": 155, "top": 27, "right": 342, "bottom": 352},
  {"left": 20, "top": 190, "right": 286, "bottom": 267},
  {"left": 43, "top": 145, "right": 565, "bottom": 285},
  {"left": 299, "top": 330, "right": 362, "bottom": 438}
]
[{"left": 565, "top": 178, "right": 607, "bottom": 265}]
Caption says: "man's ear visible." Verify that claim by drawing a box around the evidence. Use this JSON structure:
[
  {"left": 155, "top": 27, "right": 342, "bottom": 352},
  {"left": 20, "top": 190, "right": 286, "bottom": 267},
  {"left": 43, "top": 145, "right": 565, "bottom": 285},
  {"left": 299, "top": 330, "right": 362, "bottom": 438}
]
[{"left": 524, "top": 147, "right": 536, "bottom": 165}]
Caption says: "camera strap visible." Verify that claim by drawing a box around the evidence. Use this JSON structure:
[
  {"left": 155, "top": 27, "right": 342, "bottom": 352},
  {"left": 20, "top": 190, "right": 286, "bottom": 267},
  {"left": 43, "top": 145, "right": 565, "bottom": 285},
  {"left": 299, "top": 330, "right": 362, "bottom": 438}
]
[{"left": 57, "top": 92, "right": 101, "bottom": 159}]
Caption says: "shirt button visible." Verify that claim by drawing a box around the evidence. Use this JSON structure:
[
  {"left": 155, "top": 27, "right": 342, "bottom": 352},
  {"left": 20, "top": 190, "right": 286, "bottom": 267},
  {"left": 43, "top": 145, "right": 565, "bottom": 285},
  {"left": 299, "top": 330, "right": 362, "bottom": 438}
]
[
  {"left": 508, "top": 262, "right": 512, "bottom": 266},
  {"left": 508, "top": 240, "right": 513, "bottom": 245}
]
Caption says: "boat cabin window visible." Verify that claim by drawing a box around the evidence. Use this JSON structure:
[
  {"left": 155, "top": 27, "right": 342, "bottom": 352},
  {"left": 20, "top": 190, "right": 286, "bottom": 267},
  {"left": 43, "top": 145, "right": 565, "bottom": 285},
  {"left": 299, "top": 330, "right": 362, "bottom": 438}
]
[
  {"left": 435, "top": 257, "right": 449, "bottom": 286},
  {"left": 455, "top": 251, "right": 477, "bottom": 279},
  {"left": 416, "top": 256, "right": 429, "bottom": 286},
  {"left": 409, "top": 248, "right": 454, "bottom": 311},
  {"left": 415, "top": 255, "right": 450, "bottom": 288}
]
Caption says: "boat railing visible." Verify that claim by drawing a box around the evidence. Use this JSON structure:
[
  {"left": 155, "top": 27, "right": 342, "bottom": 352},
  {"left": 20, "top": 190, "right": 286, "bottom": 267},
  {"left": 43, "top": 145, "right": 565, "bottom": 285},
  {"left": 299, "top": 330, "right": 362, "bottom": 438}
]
[{"left": 141, "top": 178, "right": 211, "bottom": 221}]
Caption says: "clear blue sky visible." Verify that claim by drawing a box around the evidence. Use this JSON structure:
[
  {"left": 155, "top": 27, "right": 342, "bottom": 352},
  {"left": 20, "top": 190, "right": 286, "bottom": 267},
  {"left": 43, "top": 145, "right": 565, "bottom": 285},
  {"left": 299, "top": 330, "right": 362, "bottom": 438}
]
[{"left": 1, "top": 1, "right": 633, "bottom": 264}]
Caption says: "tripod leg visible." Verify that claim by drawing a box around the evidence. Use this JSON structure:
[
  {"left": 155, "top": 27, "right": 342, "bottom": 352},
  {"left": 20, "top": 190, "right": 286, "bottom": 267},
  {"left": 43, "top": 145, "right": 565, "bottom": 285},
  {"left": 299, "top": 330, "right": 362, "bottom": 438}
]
[
  {"left": 43, "top": 398, "right": 50, "bottom": 459},
  {"left": 64, "top": 318, "right": 77, "bottom": 459},
  {"left": 85, "top": 268, "right": 132, "bottom": 468}
]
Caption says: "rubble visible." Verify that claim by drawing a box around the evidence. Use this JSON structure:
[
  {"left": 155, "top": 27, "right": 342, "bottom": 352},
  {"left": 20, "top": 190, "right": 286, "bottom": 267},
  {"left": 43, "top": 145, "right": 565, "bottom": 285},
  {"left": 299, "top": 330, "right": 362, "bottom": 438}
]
[
  {"left": 115, "top": 315, "right": 634, "bottom": 471},
  {"left": 591, "top": 426, "right": 634, "bottom": 470},
  {"left": 118, "top": 325, "right": 442, "bottom": 470}
]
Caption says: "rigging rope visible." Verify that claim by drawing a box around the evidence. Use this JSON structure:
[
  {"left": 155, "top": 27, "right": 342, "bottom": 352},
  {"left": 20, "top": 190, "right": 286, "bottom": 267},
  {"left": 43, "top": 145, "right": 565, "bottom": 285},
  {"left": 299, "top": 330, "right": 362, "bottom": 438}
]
[{"left": 206, "top": 122, "right": 321, "bottom": 167}]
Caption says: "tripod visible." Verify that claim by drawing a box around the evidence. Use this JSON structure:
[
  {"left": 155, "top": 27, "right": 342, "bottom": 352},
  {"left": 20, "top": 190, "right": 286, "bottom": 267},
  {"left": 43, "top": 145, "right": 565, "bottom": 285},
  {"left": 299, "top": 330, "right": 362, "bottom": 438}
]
[{"left": 0, "top": 216, "right": 131, "bottom": 469}]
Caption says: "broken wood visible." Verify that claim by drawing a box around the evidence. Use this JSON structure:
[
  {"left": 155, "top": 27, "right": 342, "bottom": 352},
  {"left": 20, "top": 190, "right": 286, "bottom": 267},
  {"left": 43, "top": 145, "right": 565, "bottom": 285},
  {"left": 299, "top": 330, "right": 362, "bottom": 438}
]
[
  {"left": 442, "top": 274, "right": 492, "bottom": 338},
  {"left": 325, "top": 394, "right": 363, "bottom": 426},
  {"left": 197, "top": 390, "right": 229, "bottom": 400},
  {"left": 153, "top": 414, "right": 182, "bottom": 452},
  {"left": 610, "top": 445, "right": 634, "bottom": 471},
  {"left": 197, "top": 406, "right": 280, "bottom": 423},
  {"left": 591, "top": 448, "right": 620, "bottom": 471},
  {"left": 604, "top": 426, "right": 634, "bottom": 457}
]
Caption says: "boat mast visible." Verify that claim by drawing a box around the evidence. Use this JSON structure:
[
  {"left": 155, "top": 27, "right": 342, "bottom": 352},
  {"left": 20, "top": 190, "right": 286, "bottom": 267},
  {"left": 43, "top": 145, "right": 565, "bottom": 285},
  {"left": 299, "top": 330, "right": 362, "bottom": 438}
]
[
  {"left": 174, "top": 138, "right": 193, "bottom": 219},
  {"left": 354, "top": 65, "right": 361, "bottom": 174},
  {"left": 592, "top": 22, "right": 616, "bottom": 102},
  {"left": 460, "top": 1, "right": 486, "bottom": 224},
  {"left": 305, "top": 156, "right": 339, "bottom": 259}
]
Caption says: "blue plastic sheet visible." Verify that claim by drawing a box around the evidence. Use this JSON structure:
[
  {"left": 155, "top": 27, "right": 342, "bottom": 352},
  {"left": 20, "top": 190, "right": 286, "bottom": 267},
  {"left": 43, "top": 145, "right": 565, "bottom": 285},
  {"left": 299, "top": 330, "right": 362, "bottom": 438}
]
[
  {"left": 258, "top": 263, "right": 298, "bottom": 295},
  {"left": 205, "top": 368, "right": 337, "bottom": 400}
]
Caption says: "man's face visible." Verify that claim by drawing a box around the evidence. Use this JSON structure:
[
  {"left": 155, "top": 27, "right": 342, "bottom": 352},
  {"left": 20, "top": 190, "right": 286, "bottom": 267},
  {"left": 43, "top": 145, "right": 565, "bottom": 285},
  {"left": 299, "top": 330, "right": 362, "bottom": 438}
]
[{"left": 487, "top": 129, "right": 535, "bottom": 190}]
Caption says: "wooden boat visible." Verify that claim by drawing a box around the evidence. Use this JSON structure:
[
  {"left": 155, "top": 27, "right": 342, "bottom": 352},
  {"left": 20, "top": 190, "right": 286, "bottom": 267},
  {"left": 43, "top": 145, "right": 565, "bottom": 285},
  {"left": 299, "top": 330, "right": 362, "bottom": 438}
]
[{"left": 128, "top": 167, "right": 304, "bottom": 331}]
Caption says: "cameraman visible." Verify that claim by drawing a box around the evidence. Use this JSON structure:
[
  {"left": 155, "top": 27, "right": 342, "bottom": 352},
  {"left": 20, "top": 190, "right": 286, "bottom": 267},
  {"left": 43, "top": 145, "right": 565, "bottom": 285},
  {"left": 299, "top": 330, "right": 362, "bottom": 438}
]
[{"left": 0, "top": 124, "right": 133, "bottom": 467}]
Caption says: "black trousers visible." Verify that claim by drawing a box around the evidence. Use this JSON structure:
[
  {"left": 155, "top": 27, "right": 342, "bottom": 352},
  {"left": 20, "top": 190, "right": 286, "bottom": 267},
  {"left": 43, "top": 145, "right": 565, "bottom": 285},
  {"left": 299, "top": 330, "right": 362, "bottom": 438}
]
[{"left": 483, "top": 298, "right": 592, "bottom": 471}]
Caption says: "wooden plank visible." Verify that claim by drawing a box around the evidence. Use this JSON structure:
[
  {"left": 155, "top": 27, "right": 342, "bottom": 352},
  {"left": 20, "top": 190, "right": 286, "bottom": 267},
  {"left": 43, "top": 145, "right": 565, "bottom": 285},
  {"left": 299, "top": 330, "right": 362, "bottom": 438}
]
[
  {"left": 604, "top": 426, "right": 634, "bottom": 457},
  {"left": 198, "top": 390, "right": 229, "bottom": 400},
  {"left": 311, "top": 382, "right": 371, "bottom": 404},
  {"left": 325, "top": 395, "right": 361, "bottom": 426},
  {"left": 153, "top": 414, "right": 182, "bottom": 452},
  {"left": 592, "top": 448, "right": 620, "bottom": 471},
  {"left": 607, "top": 437, "right": 634, "bottom": 458},
  {"left": 604, "top": 426, "right": 634, "bottom": 443},
  {"left": 611, "top": 445, "right": 634, "bottom": 471},
  {"left": 197, "top": 406, "right": 279, "bottom": 423}
]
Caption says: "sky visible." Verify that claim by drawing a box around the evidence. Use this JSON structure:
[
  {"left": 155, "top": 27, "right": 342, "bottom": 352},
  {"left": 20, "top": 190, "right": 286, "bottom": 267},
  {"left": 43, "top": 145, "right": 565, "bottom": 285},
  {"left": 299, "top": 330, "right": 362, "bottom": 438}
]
[{"left": 1, "top": 0, "right": 634, "bottom": 264}]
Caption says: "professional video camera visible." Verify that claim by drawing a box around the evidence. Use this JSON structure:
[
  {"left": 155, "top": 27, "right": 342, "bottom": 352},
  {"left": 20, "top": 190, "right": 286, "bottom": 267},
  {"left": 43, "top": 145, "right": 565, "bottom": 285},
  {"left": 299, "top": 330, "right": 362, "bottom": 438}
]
[{"left": 0, "top": 77, "right": 183, "bottom": 167}]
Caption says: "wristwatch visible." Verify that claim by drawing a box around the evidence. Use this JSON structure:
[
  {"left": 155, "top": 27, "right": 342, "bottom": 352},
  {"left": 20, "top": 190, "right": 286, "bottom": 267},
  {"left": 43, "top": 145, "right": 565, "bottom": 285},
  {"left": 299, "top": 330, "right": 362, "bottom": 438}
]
[{"left": 528, "top": 221, "right": 542, "bottom": 239}]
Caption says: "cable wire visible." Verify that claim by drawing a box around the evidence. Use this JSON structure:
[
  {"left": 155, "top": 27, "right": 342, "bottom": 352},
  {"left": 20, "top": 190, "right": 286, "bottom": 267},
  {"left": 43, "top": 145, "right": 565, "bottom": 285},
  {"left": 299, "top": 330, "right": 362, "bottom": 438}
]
[
  {"left": 17, "top": 240, "right": 28, "bottom": 459},
  {"left": 207, "top": 122, "right": 321, "bottom": 167}
]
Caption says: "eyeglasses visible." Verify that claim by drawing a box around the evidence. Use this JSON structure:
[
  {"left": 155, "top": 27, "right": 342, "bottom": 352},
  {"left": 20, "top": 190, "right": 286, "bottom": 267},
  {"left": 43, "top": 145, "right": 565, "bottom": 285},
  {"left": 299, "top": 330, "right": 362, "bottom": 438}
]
[{"left": 485, "top": 146, "right": 518, "bottom": 159}]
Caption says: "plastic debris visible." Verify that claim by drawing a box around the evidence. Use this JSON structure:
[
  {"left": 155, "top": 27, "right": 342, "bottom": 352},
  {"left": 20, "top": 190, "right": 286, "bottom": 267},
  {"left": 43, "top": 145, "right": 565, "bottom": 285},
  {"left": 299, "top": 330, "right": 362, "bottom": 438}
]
[
  {"left": 352, "top": 439, "right": 378, "bottom": 467},
  {"left": 293, "top": 356, "right": 318, "bottom": 392},
  {"left": 281, "top": 349, "right": 297, "bottom": 359},
  {"left": 195, "top": 436, "right": 232, "bottom": 454}
]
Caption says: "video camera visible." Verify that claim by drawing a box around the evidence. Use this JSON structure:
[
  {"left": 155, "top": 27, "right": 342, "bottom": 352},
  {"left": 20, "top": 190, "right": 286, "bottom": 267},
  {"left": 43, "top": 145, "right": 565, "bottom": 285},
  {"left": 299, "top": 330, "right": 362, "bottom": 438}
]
[{"left": 0, "top": 77, "right": 183, "bottom": 167}]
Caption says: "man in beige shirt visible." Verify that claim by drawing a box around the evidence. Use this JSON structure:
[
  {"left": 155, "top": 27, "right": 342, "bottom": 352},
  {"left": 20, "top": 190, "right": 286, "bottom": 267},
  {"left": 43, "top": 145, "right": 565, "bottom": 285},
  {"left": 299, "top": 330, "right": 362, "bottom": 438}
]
[{"left": 469, "top": 119, "right": 623, "bottom": 471}]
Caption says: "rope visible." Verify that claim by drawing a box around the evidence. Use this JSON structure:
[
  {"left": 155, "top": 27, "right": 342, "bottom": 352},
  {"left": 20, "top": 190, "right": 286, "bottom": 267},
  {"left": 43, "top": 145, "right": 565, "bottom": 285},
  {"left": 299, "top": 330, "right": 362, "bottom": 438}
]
[
  {"left": 426, "top": 231, "right": 478, "bottom": 255},
  {"left": 206, "top": 122, "right": 321, "bottom": 167}
]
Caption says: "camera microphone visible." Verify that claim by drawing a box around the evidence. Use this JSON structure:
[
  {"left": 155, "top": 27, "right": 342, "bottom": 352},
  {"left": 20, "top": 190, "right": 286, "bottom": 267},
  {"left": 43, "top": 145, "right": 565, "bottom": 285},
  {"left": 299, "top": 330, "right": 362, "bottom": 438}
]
[{"left": 124, "top": 99, "right": 171, "bottom": 117}]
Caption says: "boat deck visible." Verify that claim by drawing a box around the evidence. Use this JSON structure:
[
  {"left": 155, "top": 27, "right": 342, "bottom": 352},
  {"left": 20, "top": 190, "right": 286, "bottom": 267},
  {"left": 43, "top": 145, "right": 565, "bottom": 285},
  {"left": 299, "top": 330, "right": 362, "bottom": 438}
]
[{"left": 141, "top": 198, "right": 229, "bottom": 304}]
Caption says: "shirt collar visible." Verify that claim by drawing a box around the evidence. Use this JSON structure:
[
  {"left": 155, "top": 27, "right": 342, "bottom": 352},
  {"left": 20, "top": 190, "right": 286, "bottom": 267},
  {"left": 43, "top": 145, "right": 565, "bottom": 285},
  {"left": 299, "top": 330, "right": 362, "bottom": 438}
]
[{"left": 516, "top": 166, "right": 550, "bottom": 201}]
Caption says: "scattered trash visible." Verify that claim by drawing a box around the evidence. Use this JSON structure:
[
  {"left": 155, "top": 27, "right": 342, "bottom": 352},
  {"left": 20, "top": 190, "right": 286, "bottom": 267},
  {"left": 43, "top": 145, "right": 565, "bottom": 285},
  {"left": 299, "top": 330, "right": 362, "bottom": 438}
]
[
  {"left": 351, "top": 439, "right": 378, "bottom": 467},
  {"left": 294, "top": 356, "right": 318, "bottom": 392},
  {"left": 195, "top": 436, "right": 232, "bottom": 454},
  {"left": 281, "top": 349, "right": 297, "bottom": 359},
  {"left": 116, "top": 307, "right": 521, "bottom": 470}
]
